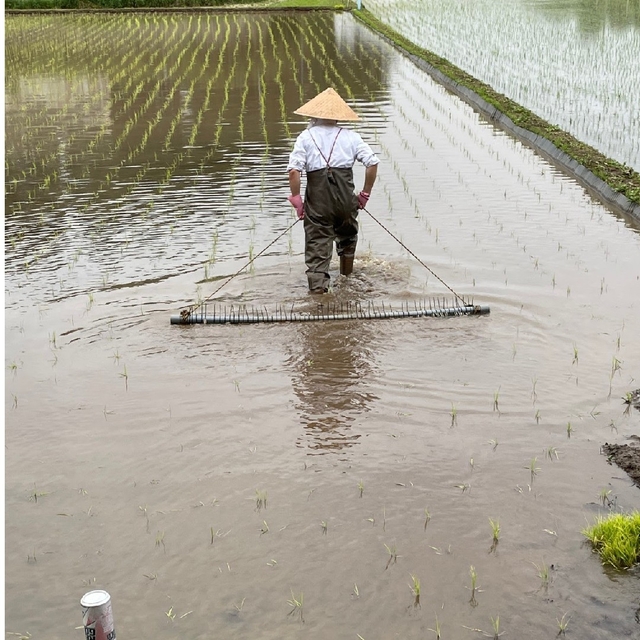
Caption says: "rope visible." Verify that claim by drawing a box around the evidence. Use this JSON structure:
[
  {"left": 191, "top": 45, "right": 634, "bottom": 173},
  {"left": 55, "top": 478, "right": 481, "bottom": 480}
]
[
  {"left": 180, "top": 206, "right": 468, "bottom": 321},
  {"left": 363, "top": 206, "right": 468, "bottom": 306},
  {"left": 180, "top": 218, "right": 300, "bottom": 320}
]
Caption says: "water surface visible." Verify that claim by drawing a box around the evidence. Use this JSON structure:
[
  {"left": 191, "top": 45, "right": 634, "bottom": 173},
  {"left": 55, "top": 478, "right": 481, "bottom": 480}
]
[{"left": 5, "top": 12, "right": 640, "bottom": 639}]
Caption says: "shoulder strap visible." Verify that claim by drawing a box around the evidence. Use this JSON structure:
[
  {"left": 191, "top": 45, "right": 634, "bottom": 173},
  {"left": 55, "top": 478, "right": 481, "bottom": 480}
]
[{"left": 308, "top": 128, "right": 343, "bottom": 168}]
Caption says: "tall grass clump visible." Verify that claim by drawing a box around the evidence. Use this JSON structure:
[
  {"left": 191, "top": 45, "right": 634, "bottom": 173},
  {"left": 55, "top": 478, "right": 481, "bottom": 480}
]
[{"left": 582, "top": 511, "right": 640, "bottom": 569}]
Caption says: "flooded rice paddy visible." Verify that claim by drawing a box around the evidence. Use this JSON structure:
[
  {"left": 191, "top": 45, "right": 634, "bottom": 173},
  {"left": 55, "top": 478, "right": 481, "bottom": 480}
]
[
  {"left": 364, "top": 0, "right": 640, "bottom": 171},
  {"left": 5, "top": 11, "right": 640, "bottom": 639}
]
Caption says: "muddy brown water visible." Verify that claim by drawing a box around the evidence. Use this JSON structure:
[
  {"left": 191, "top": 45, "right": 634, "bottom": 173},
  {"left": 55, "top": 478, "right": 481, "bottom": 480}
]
[{"left": 5, "top": 12, "right": 640, "bottom": 640}]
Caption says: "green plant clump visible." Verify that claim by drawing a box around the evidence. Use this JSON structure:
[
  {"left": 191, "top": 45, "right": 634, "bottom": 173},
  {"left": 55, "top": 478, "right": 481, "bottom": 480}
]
[{"left": 582, "top": 511, "right": 640, "bottom": 569}]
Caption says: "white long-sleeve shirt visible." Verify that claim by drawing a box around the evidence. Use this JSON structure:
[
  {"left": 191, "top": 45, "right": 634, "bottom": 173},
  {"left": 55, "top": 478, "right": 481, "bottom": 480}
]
[{"left": 287, "top": 123, "right": 379, "bottom": 173}]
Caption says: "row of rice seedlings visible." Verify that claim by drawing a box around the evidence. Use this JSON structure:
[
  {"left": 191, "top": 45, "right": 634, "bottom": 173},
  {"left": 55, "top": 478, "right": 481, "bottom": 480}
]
[
  {"left": 77, "top": 17, "right": 210, "bottom": 218},
  {"left": 8, "top": 14, "right": 284, "bottom": 290},
  {"left": 5, "top": 16, "right": 127, "bottom": 164},
  {"left": 268, "top": 21, "right": 294, "bottom": 141},
  {"left": 223, "top": 23, "right": 255, "bottom": 223},
  {"left": 365, "top": 0, "right": 639, "bottom": 167},
  {"left": 389, "top": 60, "right": 614, "bottom": 288},
  {"left": 6, "top": 24, "right": 162, "bottom": 208},
  {"left": 195, "top": 16, "right": 243, "bottom": 185},
  {"left": 19, "top": 18, "right": 179, "bottom": 202},
  {"left": 5, "top": 17, "right": 205, "bottom": 280},
  {"left": 279, "top": 17, "right": 322, "bottom": 98}
]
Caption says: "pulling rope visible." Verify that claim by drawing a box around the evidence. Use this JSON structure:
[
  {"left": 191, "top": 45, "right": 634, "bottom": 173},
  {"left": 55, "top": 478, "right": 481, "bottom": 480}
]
[
  {"left": 179, "top": 205, "right": 469, "bottom": 322},
  {"left": 180, "top": 218, "right": 300, "bottom": 321},
  {"left": 362, "top": 207, "right": 468, "bottom": 307}
]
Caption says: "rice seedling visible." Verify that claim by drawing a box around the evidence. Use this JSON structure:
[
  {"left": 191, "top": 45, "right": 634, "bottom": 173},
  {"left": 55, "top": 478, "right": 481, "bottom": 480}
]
[
  {"left": 488, "top": 438, "right": 499, "bottom": 451},
  {"left": 428, "top": 615, "right": 442, "bottom": 639},
  {"left": 566, "top": 422, "right": 573, "bottom": 438},
  {"left": 260, "top": 520, "right": 269, "bottom": 535},
  {"left": 454, "top": 483, "right": 471, "bottom": 493},
  {"left": 155, "top": 530, "right": 166, "bottom": 554},
  {"left": 583, "top": 511, "right": 640, "bottom": 569},
  {"left": 384, "top": 543, "right": 399, "bottom": 569},
  {"left": 358, "top": 479, "right": 365, "bottom": 498},
  {"left": 611, "top": 356, "right": 622, "bottom": 377},
  {"left": 255, "top": 490, "right": 267, "bottom": 511},
  {"left": 409, "top": 574, "right": 421, "bottom": 608},
  {"left": 120, "top": 365, "right": 128, "bottom": 391},
  {"left": 493, "top": 387, "right": 501, "bottom": 412},
  {"left": 138, "top": 505, "right": 150, "bottom": 533},
  {"left": 352, "top": 583, "right": 359, "bottom": 599},
  {"left": 557, "top": 612, "right": 571, "bottom": 635},
  {"left": 450, "top": 402, "right": 458, "bottom": 427},
  {"left": 535, "top": 409, "right": 541, "bottom": 424},
  {"left": 527, "top": 457, "right": 540, "bottom": 484},
  {"left": 531, "top": 377, "right": 538, "bottom": 404},
  {"left": 424, "top": 508, "right": 431, "bottom": 531},
  {"left": 165, "top": 606, "right": 176, "bottom": 621},
  {"left": 491, "top": 615, "right": 505, "bottom": 638},
  {"left": 599, "top": 488, "right": 613, "bottom": 508},
  {"left": 489, "top": 518, "right": 500, "bottom": 553},
  {"left": 546, "top": 446, "right": 559, "bottom": 461},
  {"left": 572, "top": 344, "right": 578, "bottom": 365},
  {"left": 468, "top": 565, "right": 479, "bottom": 606},
  {"left": 532, "top": 561, "right": 550, "bottom": 591},
  {"left": 287, "top": 590, "right": 304, "bottom": 623},
  {"left": 28, "top": 483, "right": 50, "bottom": 503},
  {"left": 320, "top": 521, "right": 328, "bottom": 535}
]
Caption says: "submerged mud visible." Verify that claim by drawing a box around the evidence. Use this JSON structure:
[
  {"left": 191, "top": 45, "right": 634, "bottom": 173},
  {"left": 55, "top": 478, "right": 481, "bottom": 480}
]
[{"left": 603, "top": 390, "right": 640, "bottom": 488}]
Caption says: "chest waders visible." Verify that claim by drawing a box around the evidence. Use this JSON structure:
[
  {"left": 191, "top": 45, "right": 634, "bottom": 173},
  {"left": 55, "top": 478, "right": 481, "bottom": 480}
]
[{"left": 304, "top": 130, "right": 359, "bottom": 292}]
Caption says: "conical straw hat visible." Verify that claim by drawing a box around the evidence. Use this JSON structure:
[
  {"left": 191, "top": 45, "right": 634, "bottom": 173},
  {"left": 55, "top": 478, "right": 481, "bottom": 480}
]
[{"left": 294, "top": 87, "right": 360, "bottom": 121}]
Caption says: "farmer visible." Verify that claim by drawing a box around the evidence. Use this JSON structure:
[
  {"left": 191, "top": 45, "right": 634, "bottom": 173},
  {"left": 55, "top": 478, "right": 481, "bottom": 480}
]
[{"left": 287, "top": 88, "right": 379, "bottom": 294}]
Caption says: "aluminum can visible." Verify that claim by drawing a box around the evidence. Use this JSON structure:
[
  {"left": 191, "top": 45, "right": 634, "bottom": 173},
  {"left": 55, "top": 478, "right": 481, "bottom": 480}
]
[{"left": 81, "top": 590, "right": 116, "bottom": 640}]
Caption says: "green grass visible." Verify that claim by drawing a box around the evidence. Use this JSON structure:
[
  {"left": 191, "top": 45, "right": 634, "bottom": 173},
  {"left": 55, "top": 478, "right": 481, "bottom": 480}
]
[{"left": 583, "top": 511, "right": 640, "bottom": 569}]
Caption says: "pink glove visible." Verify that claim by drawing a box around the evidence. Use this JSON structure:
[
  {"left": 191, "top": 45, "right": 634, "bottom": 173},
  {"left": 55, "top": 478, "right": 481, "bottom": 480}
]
[
  {"left": 287, "top": 194, "right": 304, "bottom": 220},
  {"left": 357, "top": 191, "right": 370, "bottom": 209}
]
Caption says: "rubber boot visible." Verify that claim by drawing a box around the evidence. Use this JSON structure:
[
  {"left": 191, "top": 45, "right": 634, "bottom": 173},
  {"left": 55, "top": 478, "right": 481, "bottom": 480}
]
[{"left": 340, "top": 254, "right": 355, "bottom": 276}]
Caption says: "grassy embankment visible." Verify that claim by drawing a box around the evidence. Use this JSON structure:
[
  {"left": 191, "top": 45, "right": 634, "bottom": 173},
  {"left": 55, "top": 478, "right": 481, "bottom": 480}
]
[{"left": 6, "top": 0, "right": 639, "bottom": 209}]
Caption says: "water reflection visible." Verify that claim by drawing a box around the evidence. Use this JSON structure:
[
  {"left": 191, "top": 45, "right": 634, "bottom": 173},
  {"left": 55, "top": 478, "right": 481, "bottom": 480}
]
[
  {"left": 4, "top": 13, "right": 392, "bottom": 303},
  {"left": 288, "top": 314, "right": 380, "bottom": 453}
]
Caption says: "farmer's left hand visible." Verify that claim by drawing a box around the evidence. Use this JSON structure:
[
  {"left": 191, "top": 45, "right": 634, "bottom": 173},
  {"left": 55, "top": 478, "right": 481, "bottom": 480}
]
[{"left": 287, "top": 194, "right": 305, "bottom": 219}]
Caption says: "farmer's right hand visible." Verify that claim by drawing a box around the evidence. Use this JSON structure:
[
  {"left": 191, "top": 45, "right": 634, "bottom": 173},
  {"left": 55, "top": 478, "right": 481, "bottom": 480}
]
[
  {"left": 287, "top": 194, "right": 305, "bottom": 220},
  {"left": 357, "top": 191, "right": 370, "bottom": 209}
]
